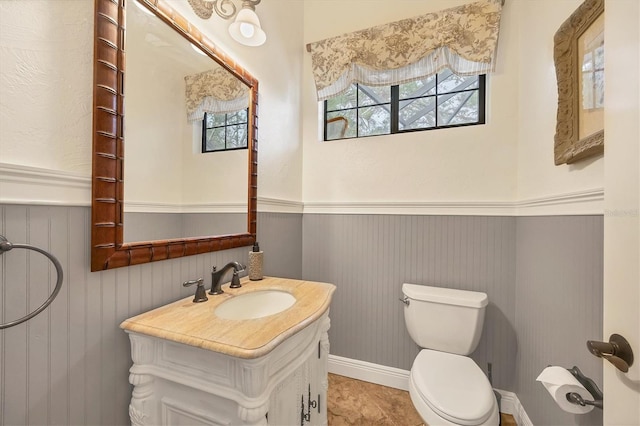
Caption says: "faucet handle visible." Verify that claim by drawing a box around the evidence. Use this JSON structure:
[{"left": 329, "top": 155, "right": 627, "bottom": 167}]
[
  {"left": 183, "top": 278, "right": 208, "bottom": 303},
  {"left": 230, "top": 270, "right": 242, "bottom": 289}
]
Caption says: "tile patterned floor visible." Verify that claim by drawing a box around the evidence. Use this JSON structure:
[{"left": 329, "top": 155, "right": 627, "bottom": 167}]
[{"left": 327, "top": 373, "right": 517, "bottom": 426}]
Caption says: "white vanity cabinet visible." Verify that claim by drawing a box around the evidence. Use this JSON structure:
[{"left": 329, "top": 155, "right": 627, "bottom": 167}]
[
  {"left": 121, "top": 277, "right": 335, "bottom": 426},
  {"left": 267, "top": 316, "right": 330, "bottom": 426}
]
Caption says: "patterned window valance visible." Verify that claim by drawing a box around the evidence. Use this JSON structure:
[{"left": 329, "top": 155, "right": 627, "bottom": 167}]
[
  {"left": 307, "top": 0, "right": 503, "bottom": 101},
  {"left": 185, "top": 67, "right": 249, "bottom": 122}
]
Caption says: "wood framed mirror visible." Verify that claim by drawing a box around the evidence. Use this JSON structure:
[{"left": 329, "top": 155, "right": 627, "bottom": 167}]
[{"left": 91, "top": 0, "right": 258, "bottom": 271}]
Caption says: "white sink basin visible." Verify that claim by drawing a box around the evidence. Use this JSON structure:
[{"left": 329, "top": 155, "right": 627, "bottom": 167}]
[{"left": 214, "top": 290, "right": 296, "bottom": 320}]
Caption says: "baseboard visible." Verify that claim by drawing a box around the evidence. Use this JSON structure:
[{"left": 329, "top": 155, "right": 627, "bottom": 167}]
[
  {"left": 328, "top": 354, "right": 532, "bottom": 424},
  {"left": 494, "top": 389, "right": 534, "bottom": 426},
  {"left": 328, "top": 354, "right": 411, "bottom": 391}
]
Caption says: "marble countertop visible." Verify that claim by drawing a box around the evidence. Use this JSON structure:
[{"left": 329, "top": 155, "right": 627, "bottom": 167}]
[{"left": 120, "top": 276, "right": 336, "bottom": 359}]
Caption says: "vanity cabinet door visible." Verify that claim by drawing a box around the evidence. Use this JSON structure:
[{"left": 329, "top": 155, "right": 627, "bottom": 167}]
[
  {"left": 309, "top": 339, "right": 329, "bottom": 426},
  {"left": 268, "top": 355, "right": 308, "bottom": 425},
  {"left": 268, "top": 339, "right": 329, "bottom": 426}
]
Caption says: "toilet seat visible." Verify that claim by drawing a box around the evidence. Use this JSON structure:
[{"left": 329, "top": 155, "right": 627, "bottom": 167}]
[{"left": 410, "top": 349, "right": 496, "bottom": 425}]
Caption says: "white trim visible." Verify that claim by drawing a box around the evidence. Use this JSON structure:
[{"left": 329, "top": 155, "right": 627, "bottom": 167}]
[
  {"left": 494, "top": 389, "right": 534, "bottom": 426},
  {"left": 514, "top": 188, "right": 604, "bottom": 216},
  {"left": 304, "top": 200, "right": 515, "bottom": 216},
  {"left": 124, "top": 201, "right": 247, "bottom": 214},
  {"left": 258, "top": 197, "right": 304, "bottom": 214},
  {"left": 0, "top": 163, "right": 603, "bottom": 217},
  {"left": 0, "top": 162, "right": 91, "bottom": 206},
  {"left": 328, "top": 354, "right": 411, "bottom": 391},
  {"left": 328, "top": 354, "right": 532, "bottom": 423},
  {"left": 305, "top": 188, "right": 604, "bottom": 216}
]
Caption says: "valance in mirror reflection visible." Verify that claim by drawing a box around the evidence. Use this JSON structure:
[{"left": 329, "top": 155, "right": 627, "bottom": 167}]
[{"left": 185, "top": 68, "right": 250, "bottom": 122}]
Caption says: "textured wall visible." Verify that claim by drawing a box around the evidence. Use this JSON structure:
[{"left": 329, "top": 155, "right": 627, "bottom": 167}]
[
  {"left": 0, "top": 206, "right": 302, "bottom": 425},
  {"left": 514, "top": 216, "right": 603, "bottom": 426},
  {"left": 302, "top": 214, "right": 518, "bottom": 390},
  {"left": 0, "top": 0, "right": 93, "bottom": 173}
]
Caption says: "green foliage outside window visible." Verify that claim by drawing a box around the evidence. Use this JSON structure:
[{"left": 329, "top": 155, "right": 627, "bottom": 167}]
[
  {"left": 324, "top": 70, "right": 485, "bottom": 141},
  {"left": 202, "top": 109, "right": 249, "bottom": 153}
]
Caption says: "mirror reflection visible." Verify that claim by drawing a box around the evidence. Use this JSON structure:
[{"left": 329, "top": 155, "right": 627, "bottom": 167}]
[{"left": 123, "top": 0, "right": 249, "bottom": 243}]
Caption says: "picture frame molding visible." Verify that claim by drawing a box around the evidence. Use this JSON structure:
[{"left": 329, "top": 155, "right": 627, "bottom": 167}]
[{"left": 553, "top": 0, "right": 605, "bottom": 165}]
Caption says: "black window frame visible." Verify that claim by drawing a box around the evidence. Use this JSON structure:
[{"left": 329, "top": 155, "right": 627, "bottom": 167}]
[
  {"left": 201, "top": 109, "right": 250, "bottom": 153},
  {"left": 323, "top": 73, "right": 486, "bottom": 141}
]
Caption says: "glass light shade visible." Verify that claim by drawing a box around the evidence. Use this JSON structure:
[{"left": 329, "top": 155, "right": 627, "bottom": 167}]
[{"left": 228, "top": 8, "right": 266, "bottom": 47}]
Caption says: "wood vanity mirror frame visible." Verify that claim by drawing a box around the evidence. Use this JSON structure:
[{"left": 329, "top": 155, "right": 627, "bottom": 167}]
[{"left": 91, "top": 0, "right": 258, "bottom": 272}]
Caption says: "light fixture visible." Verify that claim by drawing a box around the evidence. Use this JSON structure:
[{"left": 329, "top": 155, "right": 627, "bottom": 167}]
[{"left": 187, "top": 0, "right": 266, "bottom": 47}]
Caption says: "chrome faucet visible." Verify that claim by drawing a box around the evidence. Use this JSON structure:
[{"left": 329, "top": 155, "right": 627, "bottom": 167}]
[{"left": 209, "top": 261, "right": 246, "bottom": 295}]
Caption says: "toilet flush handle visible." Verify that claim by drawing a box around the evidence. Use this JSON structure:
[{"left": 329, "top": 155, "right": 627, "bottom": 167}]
[{"left": 399, "top": 296, "right": 410, "bottom": 306}]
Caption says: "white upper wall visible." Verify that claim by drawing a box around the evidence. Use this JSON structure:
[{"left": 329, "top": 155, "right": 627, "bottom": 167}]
[
  {"left": 0, "top": 0, "right": 305, "bottom": 207},
  {"left": 516, "top": 0, "right": 604, "bottom": 201},
  {"left": 301, "top": 0, "right": 604, "bottom": 213},
  {"left": 302, "top": 0, "right": 519, "bottom": 207},
  {"left": 0, "top": 0, "right": 605, "bottom": 213},
  {"left": 124, "top": 4, "right": 249, "bottom": 208},
  {"left": 0, "top": 0, "right": 94, "bottom": 174},
  {"left": 169, "top": 0, "right": 306, "bottom": 206}
]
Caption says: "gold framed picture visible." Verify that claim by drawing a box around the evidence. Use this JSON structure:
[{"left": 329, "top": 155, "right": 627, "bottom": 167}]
[{"left": 553, "top": 0, "right": 604, "bottom": 165}]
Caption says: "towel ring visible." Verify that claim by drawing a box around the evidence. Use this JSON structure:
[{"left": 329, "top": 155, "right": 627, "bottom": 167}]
[{"left": 0, "top": 235, "right": 64, "bottom": 330}]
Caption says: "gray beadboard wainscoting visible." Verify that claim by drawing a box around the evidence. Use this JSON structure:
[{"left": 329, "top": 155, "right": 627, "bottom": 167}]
[
  {"left": 0, "top": 205, "right": 301, "bottom": 426},
  {"left": 1, "top": 205, "right": 603, "bottom": 426},
  {"left": 303, "top": 213, "right": 603, "bottom": 426},
  {"left": 303, "top": 214, "right": 519, "bottom": 390},
  {"left": 514, "top": 216, "right": 603, "bottom": 426}
]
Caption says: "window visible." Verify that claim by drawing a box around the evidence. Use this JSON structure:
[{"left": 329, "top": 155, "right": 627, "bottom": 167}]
[
  {"left": 202, "top": 109, "right": 249, "bottom": 153},
  {"left": 324, "top": 70, "right": 485, "bottom": 141}
]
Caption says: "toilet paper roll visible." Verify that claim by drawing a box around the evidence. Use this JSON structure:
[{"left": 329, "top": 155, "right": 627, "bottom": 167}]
[{"left": 536, "top": 366, "right": 594, "bottom": 414}]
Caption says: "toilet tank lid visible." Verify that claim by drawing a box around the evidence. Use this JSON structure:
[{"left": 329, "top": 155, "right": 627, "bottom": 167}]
[{"left": 402, "top": 283, "right": 488, "bottom": 308}]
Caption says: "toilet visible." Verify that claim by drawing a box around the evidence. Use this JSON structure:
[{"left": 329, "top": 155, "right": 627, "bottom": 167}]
[{"left": 402, "top": 283, "right": 500, "bottom": 426}]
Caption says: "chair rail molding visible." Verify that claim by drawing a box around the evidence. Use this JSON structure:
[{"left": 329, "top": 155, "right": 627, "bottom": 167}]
[
  {"left": 0, "top": 163, "right": 603, "bottom": 216},
  {"left": 0, "top": 162, "right": 91, "bottom": 206}
]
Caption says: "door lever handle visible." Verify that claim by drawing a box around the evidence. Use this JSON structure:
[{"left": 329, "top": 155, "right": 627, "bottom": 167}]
[{"left": 587, "top": 334, "right": 634, "bottom": 373}]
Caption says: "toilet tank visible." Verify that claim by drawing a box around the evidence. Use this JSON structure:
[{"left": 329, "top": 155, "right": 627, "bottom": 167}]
[{"left": 402, "top": 283, "right": 488, "bottom": 356}]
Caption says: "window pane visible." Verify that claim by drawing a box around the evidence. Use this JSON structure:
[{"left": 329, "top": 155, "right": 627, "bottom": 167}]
[
  {"left": 399, "top": 98, "right": 436, "bottom": 130},
  {"left": 399, "top": 76, "right": 436, "bottom": 99},
  {"left": 358, "top": 85, "right": 390, "bottom": 106},
  {"left": 437, "top": 72, "right": 478, "bottom": 93},
  {"left": 323, "top": 70, "right": 484, "bottom": 141},
  {"left": 227, "top": 109, "right": 247, "bottom": 125},
  {"left": 358, "top": 106, "right": 390, "bottom": 137},
  {"left": 326, "top": 110, "right": 356, "bottom": 140},
  {"left": 206, "top": 113, "right": 225, "bottom": 128},
  {"left": 438, "top": 91, "right": 479, "bottom": 125},
  {"left": 226, "top": 124, "right": 247, "bottom": 148},
  {"left": 326, "top": 85, "right": 357, "bottom": 111},
  {"left": 205, "top": 128, "right": 226, "bottom": 151}
]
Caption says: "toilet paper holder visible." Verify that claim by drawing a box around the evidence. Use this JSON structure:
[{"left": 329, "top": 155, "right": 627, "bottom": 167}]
[{"left": 566, "top": 366, "right": 603, "bottom": 410}]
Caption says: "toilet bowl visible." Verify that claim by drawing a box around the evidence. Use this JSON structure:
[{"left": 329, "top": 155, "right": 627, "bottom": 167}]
[
  {"left": 409, "top": 350, "right": 499, "bottom": 426},
  {"left": 401, "top": 283, "right": 499, "bottom": 426}
]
